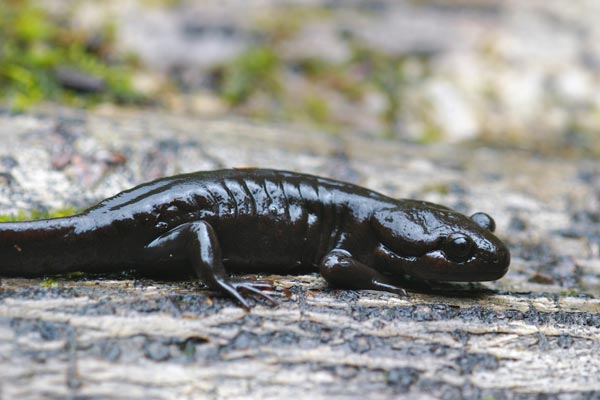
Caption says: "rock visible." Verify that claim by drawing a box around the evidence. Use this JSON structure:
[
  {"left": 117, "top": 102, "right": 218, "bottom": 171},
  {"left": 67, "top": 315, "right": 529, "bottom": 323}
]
[{"left": 55, "top": 67, "right": 105, "bottom": 93}]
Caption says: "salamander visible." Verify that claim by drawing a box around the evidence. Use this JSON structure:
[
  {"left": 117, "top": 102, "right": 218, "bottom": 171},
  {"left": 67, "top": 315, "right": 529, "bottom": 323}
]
[{"left": 0, "top": 169, "right": 510, "bottom": 308}]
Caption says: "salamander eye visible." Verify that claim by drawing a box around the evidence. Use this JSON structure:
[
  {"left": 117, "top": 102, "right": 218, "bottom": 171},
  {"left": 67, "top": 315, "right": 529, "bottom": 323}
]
[
  {"left": 443, "top": 233, "right": 473, "bottom": 262},
  {"left": 470, "top": 212, "right": 496, "bottom": 232}
]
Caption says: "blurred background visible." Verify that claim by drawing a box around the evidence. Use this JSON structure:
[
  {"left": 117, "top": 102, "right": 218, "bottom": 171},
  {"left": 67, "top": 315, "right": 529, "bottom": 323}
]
[{"left": 1, "top": 0, "right": 600, "bottom": 154}]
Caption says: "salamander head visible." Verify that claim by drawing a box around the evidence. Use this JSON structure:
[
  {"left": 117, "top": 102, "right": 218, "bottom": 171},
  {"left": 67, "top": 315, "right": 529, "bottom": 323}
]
[{"left": 371, "top": 203, "right": 510, "bottom": 282}]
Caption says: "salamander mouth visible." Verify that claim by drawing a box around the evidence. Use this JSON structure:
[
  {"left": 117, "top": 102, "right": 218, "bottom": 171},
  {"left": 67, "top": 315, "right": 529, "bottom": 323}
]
[
  {"left": 375, "top": 242, "right": 416, "bottom": 261},
  {"left": 375, "top": 242, "right": 510, "bottom": 282},
  {"left": 374, "top": 242, "right": 427, "bottom": 276}
]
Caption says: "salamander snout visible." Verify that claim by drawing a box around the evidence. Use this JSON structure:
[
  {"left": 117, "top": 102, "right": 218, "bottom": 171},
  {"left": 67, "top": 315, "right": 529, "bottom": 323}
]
[
  {"left": 371, "top": 205, "right": 511, "bottom": 282},
  {"left": 474, "top": 236, "right": 511, "bottom": 281}
]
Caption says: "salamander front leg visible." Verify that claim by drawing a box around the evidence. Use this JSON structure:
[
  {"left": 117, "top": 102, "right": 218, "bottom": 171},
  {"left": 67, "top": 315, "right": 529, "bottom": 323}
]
[
  {"left": 320, "top": 249, "right": 407, "bottom": 296},
  {"left": 146, "top": 221, "right": 277, "bottom": 309}
]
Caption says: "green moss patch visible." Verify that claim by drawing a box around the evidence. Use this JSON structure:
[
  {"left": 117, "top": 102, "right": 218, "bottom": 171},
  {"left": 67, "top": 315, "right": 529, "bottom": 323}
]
[{"left": 0, "top": 0, "right": 143, "bottom": 110}]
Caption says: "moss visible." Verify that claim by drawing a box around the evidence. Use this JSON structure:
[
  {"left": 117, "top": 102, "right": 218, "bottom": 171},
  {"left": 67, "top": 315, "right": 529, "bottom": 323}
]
[
  {"left": 0, "top": 0, "right": 144, "bottom": 110},
  {"left": 419, "top": 113, "right": 444, "bottom": 144},
  {"left": 141, "top": 0, "right": 182, "bottom": 7},
  {"left": 40, "top": 277, "right": 59, "bottom": 288},
  {"left": 358, "top": 51, "right": 442, "bottom": 143},
  {"left": 298, "top": 58, "right": 366, "bottom": 102},
  {"left": 302, "top": 95, "right": 330, "bottom": 125},
  {"left": 61, "top": 271, "right": 87, "bottom": 280},
  {"left": 220, "top": 46, "right": 282, "bottom": 106},
  {"left": 0, "top": 206, "right": 78, "bottom": 222},
  {"left": 254, "top": 7, "right": 331, "bottom": 44},
  {"left": 560, "top": 289, "right": 580, "bottom": 297},
  {"left": 350, "top": 47, "right": 411, "bottom": 137},
  {"left": 420, "top": 183, "right": 450, "bottom": 195},
  {"left": 212, "top": 13, "right": 436, "bottom": 138}
]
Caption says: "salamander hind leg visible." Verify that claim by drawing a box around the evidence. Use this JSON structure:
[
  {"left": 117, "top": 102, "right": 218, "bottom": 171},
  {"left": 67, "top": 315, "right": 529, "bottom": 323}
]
[
  {"left": 320, "top": 249, "right": 407, "bottom": 296},
  {"left": 145, "top": 221, "right": 277, "bottom": 309}
]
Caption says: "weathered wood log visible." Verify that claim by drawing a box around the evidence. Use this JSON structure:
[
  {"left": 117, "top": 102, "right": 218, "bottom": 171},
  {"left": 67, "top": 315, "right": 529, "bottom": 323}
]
[{"left": 0, "top": 108, "right": 599, "bottom": 399}]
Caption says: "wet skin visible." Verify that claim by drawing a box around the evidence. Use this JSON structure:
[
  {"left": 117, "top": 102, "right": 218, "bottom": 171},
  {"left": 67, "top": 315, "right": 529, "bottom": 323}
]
[{"left": 0, "top": 169, "right": 510, "bottom": 308}]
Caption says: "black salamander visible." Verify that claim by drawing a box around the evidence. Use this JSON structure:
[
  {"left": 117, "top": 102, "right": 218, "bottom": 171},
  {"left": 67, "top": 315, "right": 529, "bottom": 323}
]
[{"left": 0, "top": 169, "right": 510, "bottom": 308}]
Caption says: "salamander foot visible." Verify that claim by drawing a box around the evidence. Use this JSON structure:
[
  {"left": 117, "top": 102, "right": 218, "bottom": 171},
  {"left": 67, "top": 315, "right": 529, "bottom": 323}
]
[
  {"left": 214, "top": 277, "right": 295, "bottom": 310},
  {"left": 320, "top": 249, "right": 408, "bottom": 297}
]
